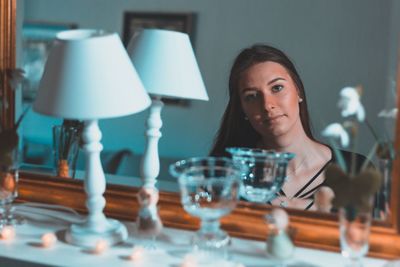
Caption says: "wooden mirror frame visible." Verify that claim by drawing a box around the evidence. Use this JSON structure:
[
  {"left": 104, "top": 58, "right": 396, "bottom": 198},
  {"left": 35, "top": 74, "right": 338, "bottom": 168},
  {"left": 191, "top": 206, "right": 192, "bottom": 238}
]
[{"left": 2, "top": 0, "right": 400, "bottom": 259}]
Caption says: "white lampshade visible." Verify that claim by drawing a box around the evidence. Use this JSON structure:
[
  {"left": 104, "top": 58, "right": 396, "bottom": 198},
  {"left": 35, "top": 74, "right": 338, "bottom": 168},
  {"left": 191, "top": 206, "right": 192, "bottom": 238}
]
[
  {"left": 127, "top": 29, "right": 209, "bottom": 101},
  {"left": 33, "top": 29, "right": 151, "bottom": 119}
]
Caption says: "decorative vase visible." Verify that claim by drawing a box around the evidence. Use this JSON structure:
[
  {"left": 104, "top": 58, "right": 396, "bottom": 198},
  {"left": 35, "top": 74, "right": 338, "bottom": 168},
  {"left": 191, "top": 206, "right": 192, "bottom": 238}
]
[{"left": 52, "top": 124, "right": 81, "bottom": 178}]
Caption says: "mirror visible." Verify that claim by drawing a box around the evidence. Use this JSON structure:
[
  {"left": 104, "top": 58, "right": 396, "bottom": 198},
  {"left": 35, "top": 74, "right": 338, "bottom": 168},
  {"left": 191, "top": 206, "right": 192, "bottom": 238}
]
[
  {"left": 12, "top": 1, "right": 400, "bottom": 211},
  {"left": 3, "top": 0, "right": 400, "bottom": 259}
]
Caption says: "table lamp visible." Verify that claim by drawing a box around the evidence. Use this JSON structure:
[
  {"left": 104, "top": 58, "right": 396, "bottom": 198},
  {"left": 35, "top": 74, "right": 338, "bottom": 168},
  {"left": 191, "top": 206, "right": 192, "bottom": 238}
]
[
  {"left": 33, "top": 29, "right": 151, "bottom": 247},
  {"left": 127, "top": 29, "right": 208, "bottom": 235}
]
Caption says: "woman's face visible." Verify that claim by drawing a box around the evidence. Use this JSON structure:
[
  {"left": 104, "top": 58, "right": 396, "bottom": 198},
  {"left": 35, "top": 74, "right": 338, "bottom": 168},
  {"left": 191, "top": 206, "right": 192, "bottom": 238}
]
[{"left": 238, "top": 61, "right": 302, "bottom": 140}]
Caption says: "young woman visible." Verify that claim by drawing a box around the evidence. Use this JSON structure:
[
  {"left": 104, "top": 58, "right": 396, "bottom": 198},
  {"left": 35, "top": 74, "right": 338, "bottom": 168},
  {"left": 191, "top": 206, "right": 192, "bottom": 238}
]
[{"left": 210, "top": 44, "right": 334, "bottom": 210}]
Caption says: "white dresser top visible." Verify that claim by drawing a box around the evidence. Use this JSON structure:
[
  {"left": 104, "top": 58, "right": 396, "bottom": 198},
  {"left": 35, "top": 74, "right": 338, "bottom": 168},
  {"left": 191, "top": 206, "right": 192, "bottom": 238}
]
[{"left": 0, "top": 204, "right": 389, "bottom": 267}]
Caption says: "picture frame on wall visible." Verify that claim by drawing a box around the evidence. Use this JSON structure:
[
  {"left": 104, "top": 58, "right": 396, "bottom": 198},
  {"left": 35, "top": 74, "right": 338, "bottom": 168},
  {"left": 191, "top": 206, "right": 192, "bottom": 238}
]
[
  {"left": 122, "top": 12, "right": 195, "bottom": 107},
  {"left": 122, "top": 12, "right": 195, "bottom": 45},
  {"left": 22, "top": 22, "right": 77, "bottom": 103}
]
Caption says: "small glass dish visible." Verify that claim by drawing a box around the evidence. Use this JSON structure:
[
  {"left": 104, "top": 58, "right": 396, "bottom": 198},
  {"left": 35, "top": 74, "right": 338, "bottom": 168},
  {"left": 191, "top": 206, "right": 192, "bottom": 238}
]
[{"left": 226, "top": 147, "right": 294, "bottom": 203}]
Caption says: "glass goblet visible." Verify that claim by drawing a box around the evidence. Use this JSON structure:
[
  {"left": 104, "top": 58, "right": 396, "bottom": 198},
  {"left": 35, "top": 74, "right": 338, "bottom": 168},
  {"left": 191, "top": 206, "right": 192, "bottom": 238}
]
[
  {"left": 169, "top": 157, "right": 242, "bottom": 261},
  {"left": 339, "top": 207, "right": 372, "bottom": 267},
  {"left": 0, "top": 149, "right": 23, "bottom": 227},
  {"left": 226, "top": 147, "right": 294, "bottom": 204}
]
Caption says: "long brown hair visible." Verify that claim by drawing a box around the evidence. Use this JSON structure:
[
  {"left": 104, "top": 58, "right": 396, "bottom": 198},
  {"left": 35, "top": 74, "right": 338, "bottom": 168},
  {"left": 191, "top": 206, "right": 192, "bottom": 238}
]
[{"left": 210, "top": 44, "right": 314, "bottom": 156}]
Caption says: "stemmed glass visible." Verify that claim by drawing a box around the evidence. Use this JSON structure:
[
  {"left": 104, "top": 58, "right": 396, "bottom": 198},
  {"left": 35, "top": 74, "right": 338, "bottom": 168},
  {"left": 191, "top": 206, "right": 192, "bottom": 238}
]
[
  {"left": 169, "top": 157, "right": 242, "bottom": 262},
  {"left": 226, "top": 147, "right": 294, "bottom": 203},
  {"left": 339, "top": 207, "right": 372, "bottom": 267},
  {"left": 0, "top": 148, "right": 23, "bottom": 227}
]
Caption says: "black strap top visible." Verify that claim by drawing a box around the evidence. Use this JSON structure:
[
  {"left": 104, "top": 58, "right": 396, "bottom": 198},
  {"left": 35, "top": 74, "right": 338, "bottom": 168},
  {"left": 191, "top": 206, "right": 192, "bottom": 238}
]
[
  {"left": 276, "top": 147, "right": 368, "bottom": 210},
  {"left": 277, "top": 159, "right": 332, "bottom": 210}
]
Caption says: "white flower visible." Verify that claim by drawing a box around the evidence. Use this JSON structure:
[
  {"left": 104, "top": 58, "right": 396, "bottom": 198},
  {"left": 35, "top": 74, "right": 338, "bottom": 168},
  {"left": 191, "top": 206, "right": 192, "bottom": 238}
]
[
  {"left": 321, "top": 123, "right": 350, "bottom": 147},
  {"left": 337, "top": 86, "right": 365, "bottom": 122},
  {"left": 7, "top": 69, "right": 26, "bottom": 89},
  {"left": 378, "top": 108, "right": 398, "bottom": 119}
]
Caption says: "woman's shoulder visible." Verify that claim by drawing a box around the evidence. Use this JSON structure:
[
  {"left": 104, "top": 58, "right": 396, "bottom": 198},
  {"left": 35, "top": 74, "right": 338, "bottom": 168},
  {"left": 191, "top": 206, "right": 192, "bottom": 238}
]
[
  {"left": 331, "top": 148, "right": 370, "bottom": 173},
  {"left": 337, "top": 149, "right": 367, "bottom": 162}
]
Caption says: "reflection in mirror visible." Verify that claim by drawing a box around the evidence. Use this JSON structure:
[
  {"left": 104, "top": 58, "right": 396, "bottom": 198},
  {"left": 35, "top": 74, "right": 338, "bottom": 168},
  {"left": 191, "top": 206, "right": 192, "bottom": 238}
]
[
  {"left": 16, "top": 0, "right": 400, "bottom": 220},
  {"left": 210, "top": 44, "right": 335, "bottom": 213},
  {"left": 210, "top": 44, "right": 391, "bottom": 218}
]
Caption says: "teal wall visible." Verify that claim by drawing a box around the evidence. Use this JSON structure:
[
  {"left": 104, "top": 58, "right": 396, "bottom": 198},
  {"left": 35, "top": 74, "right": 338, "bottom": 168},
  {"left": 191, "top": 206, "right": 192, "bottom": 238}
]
[{"left": 19, "top": 0, "right": 396, "bottom": 163}]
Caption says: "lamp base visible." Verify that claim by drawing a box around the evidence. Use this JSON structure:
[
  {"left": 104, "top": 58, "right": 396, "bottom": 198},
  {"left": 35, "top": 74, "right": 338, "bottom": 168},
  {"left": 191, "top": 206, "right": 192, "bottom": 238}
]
[{"left": 65, "top": 218, "right": 128, "bottom": 248}]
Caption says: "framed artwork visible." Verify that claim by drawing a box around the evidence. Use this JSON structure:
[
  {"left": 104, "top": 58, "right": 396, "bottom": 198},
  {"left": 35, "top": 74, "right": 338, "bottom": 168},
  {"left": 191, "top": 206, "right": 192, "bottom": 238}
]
[
  {"left": 22, "top": 22, "right": 77, "bottom": 102},
  {"left": 122, "top": 12, "right": 195, "bottom": 107},
  {"left": 122, "top": 12, "right": 194, "bottom": 45}
]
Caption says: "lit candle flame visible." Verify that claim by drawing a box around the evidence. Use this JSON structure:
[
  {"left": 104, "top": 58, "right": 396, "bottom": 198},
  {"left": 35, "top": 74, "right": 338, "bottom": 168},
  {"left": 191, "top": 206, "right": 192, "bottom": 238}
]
[
  {"left": 128, "top": 246, "right": 145, "bottom": 261},
  {"left": 41, "top": 233, "right": 57, "bottom": 248},
  {"left": 0, "top": 226, "right": 15, "bottom": 240},
  {"left": 181, "top": 254, "right": 198, "bottom": 267},
  {"left": 93, "top": 239, "right": 108, "bottom": 254}
]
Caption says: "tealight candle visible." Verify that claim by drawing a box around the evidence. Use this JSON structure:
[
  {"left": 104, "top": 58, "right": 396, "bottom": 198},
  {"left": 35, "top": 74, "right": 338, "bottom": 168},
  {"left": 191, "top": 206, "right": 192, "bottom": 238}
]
[
  {"left": 0, "top": 226, "right": 15, "bottom": 240},
  {"left": 41, "top": 233, "right": 57, "bottom": 248},
  {"left": 181, "top": 254, "right": 198, "bottom": 267},
  {"left": 93, "top": 239, "right": 108, "bottom": 254},
  {"left": 128, "top": 246, "right": 145, "bottom": 261}
]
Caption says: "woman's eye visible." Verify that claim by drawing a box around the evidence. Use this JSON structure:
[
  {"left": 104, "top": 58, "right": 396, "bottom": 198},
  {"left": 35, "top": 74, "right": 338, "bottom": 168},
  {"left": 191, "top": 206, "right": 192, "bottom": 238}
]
[
  {"left": 243, "top": 92, "right": 259, "bottom": 102},
  {"left": 271, "top": 85, "right": 284, "bottom": 92}
]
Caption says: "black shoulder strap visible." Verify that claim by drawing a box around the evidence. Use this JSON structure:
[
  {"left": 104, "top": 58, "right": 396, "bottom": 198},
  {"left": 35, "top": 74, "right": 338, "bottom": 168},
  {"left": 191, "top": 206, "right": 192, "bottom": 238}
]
[{"left": 293, "top": 159, "right": 332, "bottom": 198}]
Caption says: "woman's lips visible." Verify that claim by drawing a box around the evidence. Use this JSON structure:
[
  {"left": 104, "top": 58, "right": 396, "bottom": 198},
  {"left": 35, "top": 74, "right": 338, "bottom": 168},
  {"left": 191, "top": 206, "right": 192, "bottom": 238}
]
[{"left": 264, "top": 115, "right": 284, "bottom": 124}]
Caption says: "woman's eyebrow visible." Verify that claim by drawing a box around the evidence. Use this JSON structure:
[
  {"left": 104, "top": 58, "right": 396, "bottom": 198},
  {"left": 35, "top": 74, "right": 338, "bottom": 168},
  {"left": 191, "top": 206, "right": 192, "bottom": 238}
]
[
  {"left": 267, "top": 77, "right": 286, "bottom": 85},
  {"left": 240, "top": 87, "right": 258, "bottom": 93}
]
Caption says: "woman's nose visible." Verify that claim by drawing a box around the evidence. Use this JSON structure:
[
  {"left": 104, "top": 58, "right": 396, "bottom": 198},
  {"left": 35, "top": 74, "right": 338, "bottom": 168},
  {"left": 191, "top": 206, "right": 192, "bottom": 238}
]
[{"left": 262, "top": 95, "right": 276, "bottom": 112}]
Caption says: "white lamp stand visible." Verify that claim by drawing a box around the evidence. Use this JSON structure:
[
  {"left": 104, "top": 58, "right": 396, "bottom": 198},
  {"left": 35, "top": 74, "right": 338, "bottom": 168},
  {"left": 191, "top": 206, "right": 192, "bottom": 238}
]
[
  {"left": 140, "top": 96, "right": 164, "bottom": 189},
  {"left": 65, "top": 120, "right": 127, "bottom": 247},
  {"left": 33, "top": 29, "right": 151, "bottom": 247},
  {"left": 136, "top": 97, "right": 164, "bottom": 236}
]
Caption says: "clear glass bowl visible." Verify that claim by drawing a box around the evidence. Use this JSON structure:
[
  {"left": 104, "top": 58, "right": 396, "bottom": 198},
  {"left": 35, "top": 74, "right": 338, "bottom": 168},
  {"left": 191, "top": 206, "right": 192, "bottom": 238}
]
[
  {"left": 226, "top": 147, "right": 294, "bottom": 203},
  {"left": 169, "top": 157, "right": 242, "bottom": 259}
]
